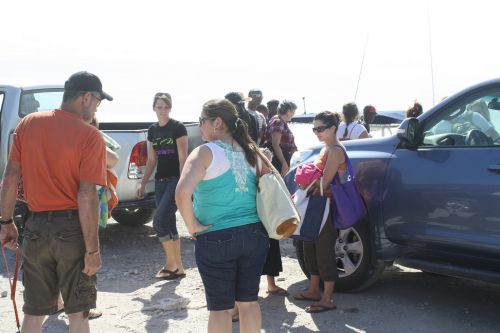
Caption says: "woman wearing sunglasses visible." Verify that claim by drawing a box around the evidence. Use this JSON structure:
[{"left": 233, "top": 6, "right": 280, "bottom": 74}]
[
  {"left": 137, "top": 93, "right": 188, "bottom": 280},
  {"left": 176, "top": 99, "right": 269, "bottom": 333},
  {"left": 293, "top": 111, "right": 345, "bottom": 313}
]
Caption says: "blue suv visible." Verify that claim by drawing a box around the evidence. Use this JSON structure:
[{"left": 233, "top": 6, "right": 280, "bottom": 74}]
[{"left": 285, "top": 79, "right": 500, "bottom": 291}]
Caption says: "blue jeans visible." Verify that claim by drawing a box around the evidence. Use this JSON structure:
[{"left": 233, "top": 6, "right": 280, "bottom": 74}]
[
  {"left": 195, "top": 223, "right": 269, "bottom": 311},
  {"left": 154, "top": 177, "right": 179, "bottom": 241}
]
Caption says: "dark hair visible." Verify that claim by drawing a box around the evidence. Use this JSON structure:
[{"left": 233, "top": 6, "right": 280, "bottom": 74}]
[
  {"left": 406, "top": 101, "right": 423, "bottom": 118},
  {"left": 62, "top": 90, "right": 83, "bottom": 102},
  {"left": 314, "top": 111, "right": 341, "bottom": 134},
  {"left": 267, "top": 99, "right": 279, "bottom": 109},
  {"left": 278, "top": 100, "right": 297, "bottom": 116},
  {"left": 256, "top": 104, "right": 268, "bottom": 113},
  {"left": 342, "top": 102, "right": 359, "bottom": 138},
  {"left": 203, "top": 99, "right": 257, "bottom": 166},
  {"left": 153, "top": 92, "right": 172, "bottom": 108}
]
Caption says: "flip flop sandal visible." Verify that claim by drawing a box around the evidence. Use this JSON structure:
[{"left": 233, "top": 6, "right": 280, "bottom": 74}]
[
  {"left": 293, "top": 293, "right": 321, "bottom": 302},
  {"left": 155, "top": 268, "right": 179, "bottom": 280},
  {"left": 305, "top": 304, "right": 337, "bottom": 313},
  {"left": 267, "top": 288, "right": 289, "bottom": 296},
  {"left": 89, "top": 308, "right": 102, "bottom": 320},
  {"left": 175, "top": 273, "right": 186, "bottom": 279}
]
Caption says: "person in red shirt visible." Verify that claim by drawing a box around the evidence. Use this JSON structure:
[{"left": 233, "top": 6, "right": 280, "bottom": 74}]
[{"left": 0, "top": 71, "right": 110, "bottom": 332}]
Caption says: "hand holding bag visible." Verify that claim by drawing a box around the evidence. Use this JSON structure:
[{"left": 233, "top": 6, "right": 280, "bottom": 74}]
[
  {"left": 292, "top": 178, "right": 330, "bottom": 241},
  {"left": 330, "top": 147, "right": 367, "bottom": 229},
  {"left": 255, "top": 149, "right": 299, "bottom": 240}
]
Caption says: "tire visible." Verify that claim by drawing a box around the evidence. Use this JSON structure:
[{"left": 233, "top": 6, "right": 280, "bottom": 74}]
[
  {"left": 111, "top": 208, "right": 155, "bottom": 227},
  {"left": 295, "top": 220, "right": 384, "bottom": 292}
]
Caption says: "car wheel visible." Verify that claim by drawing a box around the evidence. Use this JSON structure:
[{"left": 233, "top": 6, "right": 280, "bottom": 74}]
[
  {"left": 295, "top": 220, "right": 384, "bottom": 292},
  {"left": 111, "top": 208, "right": 155, "bottom": 227}
]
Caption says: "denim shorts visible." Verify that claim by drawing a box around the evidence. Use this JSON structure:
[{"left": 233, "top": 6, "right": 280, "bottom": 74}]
[
  {"left": 22, "top": 210, "right": 97, "bottom": 315},
  {"left": 195, "top": 223, "right": 269, "bottom": 311},
  {"left": 154, "top": 177, "right": 179, "bottom": 241}
]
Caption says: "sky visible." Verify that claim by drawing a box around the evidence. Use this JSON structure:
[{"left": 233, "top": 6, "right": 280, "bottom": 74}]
[{"left": 2, "top": 0, "right": 500, "bottom": 122}]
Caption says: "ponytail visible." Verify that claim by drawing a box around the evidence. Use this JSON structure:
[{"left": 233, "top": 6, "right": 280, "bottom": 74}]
[{"left": 232, "top": 118, "right": 258, "bottom": 167}]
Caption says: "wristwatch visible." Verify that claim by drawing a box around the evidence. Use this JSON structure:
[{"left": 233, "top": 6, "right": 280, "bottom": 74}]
[{"left": 0, "top": 218, "right": 14, "bottom": 225}]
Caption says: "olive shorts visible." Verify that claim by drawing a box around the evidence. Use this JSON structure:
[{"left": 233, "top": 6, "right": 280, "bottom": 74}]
[
  {"left": 303, "top": 216, "right": 339, "bottom": 282},
  {"left": 22, "top": 210, "right": 97, "bottom": 315}
]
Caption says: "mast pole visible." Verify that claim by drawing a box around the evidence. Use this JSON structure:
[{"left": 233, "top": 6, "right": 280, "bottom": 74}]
[{"left": 427, "top": 1, "right": 436, "bottom": 105}]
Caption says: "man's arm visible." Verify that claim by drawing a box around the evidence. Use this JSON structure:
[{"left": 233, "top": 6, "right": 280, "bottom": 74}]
[
  {"left": 78, "top": 180, "right": 101, "bottom": 276},
  {"left": 0, "top": 160, "right": 21, "bottom": 249}
]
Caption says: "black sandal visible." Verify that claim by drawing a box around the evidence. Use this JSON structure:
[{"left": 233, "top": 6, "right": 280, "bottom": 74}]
[{"left": 155, "top": 268, "right": 179, "bottom": 280}]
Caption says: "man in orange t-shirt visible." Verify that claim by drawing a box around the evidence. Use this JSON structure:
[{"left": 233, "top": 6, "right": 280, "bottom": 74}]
[{"left": 0, "top": 71, "right": 111, "bottom": 332}]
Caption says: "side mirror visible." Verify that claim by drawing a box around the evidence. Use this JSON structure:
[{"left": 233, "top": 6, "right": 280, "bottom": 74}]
[{"left": 397, "top": 117, "right": 419, "bottom": 148}]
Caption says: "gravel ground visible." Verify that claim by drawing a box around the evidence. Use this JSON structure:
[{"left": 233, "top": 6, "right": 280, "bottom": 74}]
[{"left": 2, "top": 214, "right": 500, "bottom": 332}]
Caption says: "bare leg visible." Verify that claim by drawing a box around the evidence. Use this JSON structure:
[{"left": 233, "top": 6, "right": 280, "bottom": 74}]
[
  {"left": 207, "top": 309, "right": 232, "bottom": 333},
  {"left": 294, "top": 274, "right": 322, "bottom": 300},
  {"left": 172, "top": 239, "right": 185, "bottom": 274},
  {"left": 230, "top": 305, "right": 239, "bottom": 321},
  {"left": 266, "top": 275, "right": 287, "bottom": 295},
  {"left": 68, "top": 312, "right": 90, "bottom": 333},
  {"left": 237, "top": 301, "right": 262, "bottom": 333},
  {"left": 306, "top": 280, "right": 336, "bottom": 312},
  {"left": 161, "top": 240, "right": 177, "bottom": 271},
  {"left": 21, "top": 314, "right": 45, "bottom": 333},
  {"left": 266, "top": 275, "right": 277, "bottom": 290}
]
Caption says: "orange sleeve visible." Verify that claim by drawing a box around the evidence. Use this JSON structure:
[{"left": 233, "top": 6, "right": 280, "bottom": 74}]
[
  {"left": 9, "top": 120, "right": 25, "bottom": 162},
  {"left": 80, "top": 129, "right": 107, "bottom": 186}
]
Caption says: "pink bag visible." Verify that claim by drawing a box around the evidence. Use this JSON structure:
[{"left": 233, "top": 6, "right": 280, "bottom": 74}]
[{"left": 294, "top": 163, "right": 323, "bottom": 189}]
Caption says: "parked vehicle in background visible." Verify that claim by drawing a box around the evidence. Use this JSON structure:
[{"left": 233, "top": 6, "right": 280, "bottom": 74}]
[
  {"left": 285, "top": 79, "right": 500, "bottom": 292},
  {"left": 0, "top": 85, "right": 202, "bottom": 227}
]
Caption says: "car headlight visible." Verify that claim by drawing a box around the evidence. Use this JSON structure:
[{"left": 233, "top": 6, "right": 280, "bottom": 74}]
[{"left": 289, "top": 149, "right": 314, "bottom": 170}]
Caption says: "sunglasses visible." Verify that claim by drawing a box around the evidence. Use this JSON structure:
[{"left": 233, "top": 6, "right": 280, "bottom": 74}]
[
  {"left": 312, "top": 124, "right": 333, "bottom": 133},
  {"left": 199, "top": 116, "right": 213, "bottom": 126}
]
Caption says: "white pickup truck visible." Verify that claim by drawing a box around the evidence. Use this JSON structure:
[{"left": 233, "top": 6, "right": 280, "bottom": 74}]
[{"left": 0, "top": 84, "right": 202, "bottom": 227}]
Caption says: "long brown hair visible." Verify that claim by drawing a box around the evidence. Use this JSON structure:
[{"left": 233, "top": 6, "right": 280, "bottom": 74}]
[{"left": 202, "top": 99, "right": 258, "bottom": 166}]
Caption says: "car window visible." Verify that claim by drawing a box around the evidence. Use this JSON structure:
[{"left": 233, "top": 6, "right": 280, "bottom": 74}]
[
  {"left": 422, "top": 94, "right": 500, "bottom": 147},
  {"left": 19, "top": 90, "right": 64, "bottom": 117},
  {"left": 0, "top": 93, "right": 4, "bottom": 115}
]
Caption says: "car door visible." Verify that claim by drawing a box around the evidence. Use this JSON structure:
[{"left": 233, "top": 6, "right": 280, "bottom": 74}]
[{"left": 383, "top": 89, "right": 500, "bottom": 262}]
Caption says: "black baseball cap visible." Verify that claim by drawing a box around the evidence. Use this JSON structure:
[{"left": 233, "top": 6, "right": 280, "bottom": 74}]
[{"left": 64, "top": 71, "right": 113, "bottom": 101}]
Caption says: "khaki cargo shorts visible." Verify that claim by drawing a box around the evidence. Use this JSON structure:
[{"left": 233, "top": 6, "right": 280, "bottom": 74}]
[{"left": 22, "top": 210, "right": 97, "bottom": 315}]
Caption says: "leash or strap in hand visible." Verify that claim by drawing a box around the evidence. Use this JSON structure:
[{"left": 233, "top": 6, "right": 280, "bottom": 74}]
[{"left": 1, "top": 246, "right": 21, "bottom": 332}]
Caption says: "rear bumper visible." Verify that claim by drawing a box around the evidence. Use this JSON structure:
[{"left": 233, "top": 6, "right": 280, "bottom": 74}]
[{"left": 114, "top": 195, "right": 156, "bottom": 210}]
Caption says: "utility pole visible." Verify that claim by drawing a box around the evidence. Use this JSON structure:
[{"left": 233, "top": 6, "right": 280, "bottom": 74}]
[{"left": 302, "top": 97, "right": 306, "bottom": 114}]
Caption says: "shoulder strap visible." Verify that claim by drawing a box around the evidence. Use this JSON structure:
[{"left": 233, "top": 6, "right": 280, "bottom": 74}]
[
  {"left": 333, "top": 145, "right": 355, "bottom": 180},
  {"left": 348, "top": 123, "right": 358, "bottom": 139}
]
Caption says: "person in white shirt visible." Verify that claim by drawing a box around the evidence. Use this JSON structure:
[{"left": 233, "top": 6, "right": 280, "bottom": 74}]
[{"left": 336, "top": 102, "right": 369, "bottom": 140}]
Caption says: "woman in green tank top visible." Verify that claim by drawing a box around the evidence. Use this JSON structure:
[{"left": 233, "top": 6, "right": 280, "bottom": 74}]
[{"left": 176, "top": 99, "right": 269, "bottom": 333}]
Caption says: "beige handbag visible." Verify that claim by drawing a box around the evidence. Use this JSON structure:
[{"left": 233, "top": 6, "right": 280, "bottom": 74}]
[{"left": 255, "top": 149, "right": 299, "bottom": 240}]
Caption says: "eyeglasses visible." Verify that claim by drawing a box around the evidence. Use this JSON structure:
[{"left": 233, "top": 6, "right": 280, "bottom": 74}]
[
  {"left": 312, "top": 125, "right": 333, "bottom": 133},
  {"left": 199, "top": 116, "right": 213, "bottom": 126},
  {"left": 91, "top": 93, "right": 102, "bottom": 107}
]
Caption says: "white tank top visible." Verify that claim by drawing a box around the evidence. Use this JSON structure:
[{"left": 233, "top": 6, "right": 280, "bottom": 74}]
[{"left": 203, "top": 141, "right": 257, "bottom": 180}]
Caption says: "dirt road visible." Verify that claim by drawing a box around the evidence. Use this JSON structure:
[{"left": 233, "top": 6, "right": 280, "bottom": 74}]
[{"left": 2, "top": 215, "right": 500, "bottom": 332}]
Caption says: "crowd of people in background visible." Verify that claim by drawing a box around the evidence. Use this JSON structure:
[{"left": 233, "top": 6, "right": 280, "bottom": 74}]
[{"left": 0, "top": 70, "right": 430, "bottom": 333}]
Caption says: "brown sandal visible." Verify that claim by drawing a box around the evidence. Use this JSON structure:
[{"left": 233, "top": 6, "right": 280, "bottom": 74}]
[{"left": 155, "top": 268, "right": 179, "bottom": 280}]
